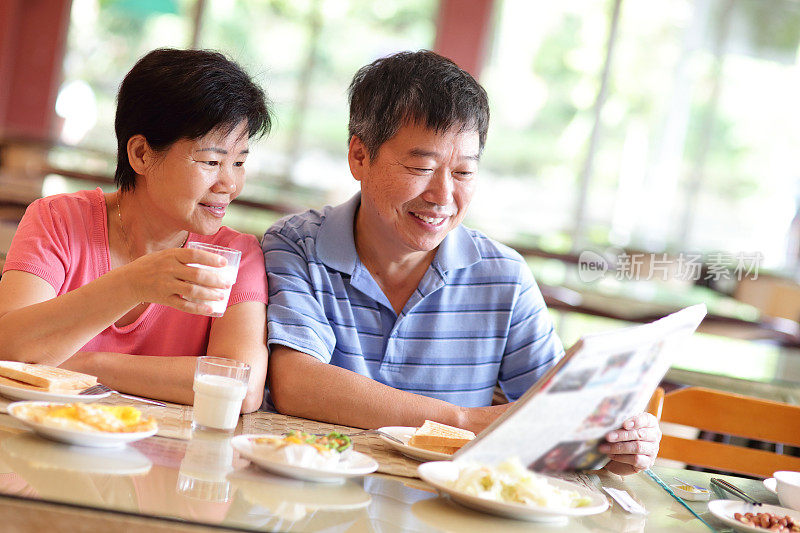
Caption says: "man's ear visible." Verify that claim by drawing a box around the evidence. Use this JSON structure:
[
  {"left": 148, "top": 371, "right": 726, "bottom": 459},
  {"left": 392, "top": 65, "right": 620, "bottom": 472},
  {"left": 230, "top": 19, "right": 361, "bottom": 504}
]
[
  {"left": 127, "top": 134, "right": 153, "bottom": 175},
  {"left": 347, "top": 135, "right": 370, "bottom": 182}
]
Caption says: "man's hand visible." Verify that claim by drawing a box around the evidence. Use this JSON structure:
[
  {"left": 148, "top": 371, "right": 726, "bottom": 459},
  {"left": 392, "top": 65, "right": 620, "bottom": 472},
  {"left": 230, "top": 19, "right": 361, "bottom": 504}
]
[{"left": 599, "top": 412, "right": 661, "bottom": 475}]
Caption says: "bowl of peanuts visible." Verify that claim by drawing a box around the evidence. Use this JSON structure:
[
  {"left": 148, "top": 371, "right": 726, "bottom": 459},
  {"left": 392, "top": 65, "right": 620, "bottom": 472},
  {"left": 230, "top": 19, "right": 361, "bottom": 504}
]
[
  {"left": 708, "top": 500, "right": 800, "bottom": 532},
  {"left": 775, "top": 472, "right": 800, "bottom": 512}
]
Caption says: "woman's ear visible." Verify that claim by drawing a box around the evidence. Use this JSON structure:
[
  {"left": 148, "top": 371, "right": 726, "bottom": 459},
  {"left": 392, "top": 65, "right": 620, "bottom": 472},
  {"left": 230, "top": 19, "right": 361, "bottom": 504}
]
[{"left": 126, "top": 134, "right": 152, "bottom": 175}]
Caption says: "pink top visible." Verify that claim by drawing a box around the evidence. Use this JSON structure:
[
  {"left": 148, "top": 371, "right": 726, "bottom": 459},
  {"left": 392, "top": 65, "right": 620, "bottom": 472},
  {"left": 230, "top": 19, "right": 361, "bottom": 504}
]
[{"left": 3, "top": 188, "right": 267, "bottom": 356}]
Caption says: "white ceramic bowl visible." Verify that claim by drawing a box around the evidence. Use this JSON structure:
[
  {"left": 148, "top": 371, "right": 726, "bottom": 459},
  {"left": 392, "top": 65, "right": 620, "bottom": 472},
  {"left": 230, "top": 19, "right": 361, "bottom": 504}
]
[{"left": 774, "top": 471, "right": 800, "bottom": 511}]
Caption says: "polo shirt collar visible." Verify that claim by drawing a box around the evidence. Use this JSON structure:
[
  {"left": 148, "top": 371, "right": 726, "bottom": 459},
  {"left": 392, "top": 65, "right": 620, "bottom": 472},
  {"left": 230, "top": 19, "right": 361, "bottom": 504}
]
[
  {"left": 432, "top": 222, "right": 482, "bottom": 275},
  {"left": 316, "top": 192, "right": 361, "bottom": 274},
  {"left": 316, "top": 192, "right": 483, "bottom": 275}
]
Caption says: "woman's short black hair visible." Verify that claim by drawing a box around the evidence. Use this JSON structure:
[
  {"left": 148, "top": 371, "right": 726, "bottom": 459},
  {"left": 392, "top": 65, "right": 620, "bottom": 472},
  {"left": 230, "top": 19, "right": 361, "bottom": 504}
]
[
  {"left": 348, "top": 50, "right": 489, "bottom": 159},
  {"left": 114, "top": 48, "right": 272, "bottom": 191}
]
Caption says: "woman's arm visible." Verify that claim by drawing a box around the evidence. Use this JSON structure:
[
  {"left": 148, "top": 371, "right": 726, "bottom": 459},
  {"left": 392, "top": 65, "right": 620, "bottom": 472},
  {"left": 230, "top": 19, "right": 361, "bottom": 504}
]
[
  {"left": 61, "top": 301, "right": 267, "bottom": 410},
  {"left": 0, "top": 248, "right": 229, "bottom": 365}
]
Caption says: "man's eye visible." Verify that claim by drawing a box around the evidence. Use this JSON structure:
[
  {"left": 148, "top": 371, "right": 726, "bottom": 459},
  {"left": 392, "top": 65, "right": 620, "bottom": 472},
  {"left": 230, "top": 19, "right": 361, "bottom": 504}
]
[
  {"left": 411, "top": 167, "right": 433, "bottom": 174},
  {"left": 234, "top": 161, "right": 245, "bottom": 167},
  {"left": 454, "top": 171, "right": 474, "bottom": 179},
  {"left": 203, "top": 161, "right": 220, "bottom": 167}
]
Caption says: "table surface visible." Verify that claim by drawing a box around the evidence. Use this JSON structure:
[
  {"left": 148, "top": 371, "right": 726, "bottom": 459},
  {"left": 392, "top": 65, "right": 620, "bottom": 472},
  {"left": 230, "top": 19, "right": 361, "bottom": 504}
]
[{"left": 0, "top": 397, "right": 784, "bottom": 532}]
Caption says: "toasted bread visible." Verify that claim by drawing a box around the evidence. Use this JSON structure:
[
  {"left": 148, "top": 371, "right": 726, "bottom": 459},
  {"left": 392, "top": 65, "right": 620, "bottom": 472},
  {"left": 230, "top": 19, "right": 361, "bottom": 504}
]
[
  {"left": 0, "top": 362, "right": 96, "bottom": 391},
  {"left": 0, "top": 375, "right": 85, "bottom": 393},
  {"left": 407, "top": 420, "right": 476, "bottom": 450},
  {"left": 406, "top": 443, "right": 461, "bottom": 454}
]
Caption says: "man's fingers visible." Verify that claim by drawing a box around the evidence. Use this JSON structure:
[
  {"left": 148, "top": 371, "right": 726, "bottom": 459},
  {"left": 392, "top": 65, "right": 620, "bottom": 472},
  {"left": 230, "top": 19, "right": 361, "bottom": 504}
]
[
  {"left": 604, "top": 459, "right": 646, "bottom": 476},
  {"left": 620, "top": 412, "right": 658, "bottom": 430},
  {"left": 599, "top": 440, "right": 659, "bottom": 457},
  {"left": 606, "top": 453, "right": 654, "bottom": 471},
  {"left": 605, "top": 425, "right": 661, "bottom": 443}
]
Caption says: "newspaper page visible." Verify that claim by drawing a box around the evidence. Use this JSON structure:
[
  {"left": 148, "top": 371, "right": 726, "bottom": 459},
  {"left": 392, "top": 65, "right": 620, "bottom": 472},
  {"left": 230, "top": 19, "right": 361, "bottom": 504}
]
[{"left": 455, "top": 304, "right": 707, "bottom": 471}]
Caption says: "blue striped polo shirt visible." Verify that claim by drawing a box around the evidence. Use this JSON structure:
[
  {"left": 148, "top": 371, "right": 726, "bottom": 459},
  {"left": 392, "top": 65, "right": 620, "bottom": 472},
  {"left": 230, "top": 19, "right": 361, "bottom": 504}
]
[{"left": 262, "top": 193, "right": 564, "bottom": 407}]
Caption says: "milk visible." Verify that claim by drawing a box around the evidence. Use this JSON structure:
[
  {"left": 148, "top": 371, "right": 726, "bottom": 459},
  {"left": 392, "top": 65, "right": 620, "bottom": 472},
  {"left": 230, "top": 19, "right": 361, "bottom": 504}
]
[
  {"left": 186, "top": 263, "right": 238, "bottom": 317},
  {"left": 192, "top": 374, "right": 247, "bottom": 431}
]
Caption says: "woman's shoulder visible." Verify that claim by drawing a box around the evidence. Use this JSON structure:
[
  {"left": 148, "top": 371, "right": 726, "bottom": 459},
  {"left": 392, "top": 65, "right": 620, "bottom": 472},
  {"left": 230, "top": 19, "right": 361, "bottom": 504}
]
[
  {"left": 33, "top": 188, "right": 101, "bottom": 210},
  {"left": 25, "top": 188, "right": 103, "bottom": 225},
  {"left": 202, "top": 226, "right": 260, "bottom": 252}
]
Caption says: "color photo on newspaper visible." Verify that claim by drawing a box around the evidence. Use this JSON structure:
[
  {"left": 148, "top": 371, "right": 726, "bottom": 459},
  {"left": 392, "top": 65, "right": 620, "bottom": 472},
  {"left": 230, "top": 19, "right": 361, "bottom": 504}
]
[{"left": 455, "top": 304, "right": 707, "bottom": 470}]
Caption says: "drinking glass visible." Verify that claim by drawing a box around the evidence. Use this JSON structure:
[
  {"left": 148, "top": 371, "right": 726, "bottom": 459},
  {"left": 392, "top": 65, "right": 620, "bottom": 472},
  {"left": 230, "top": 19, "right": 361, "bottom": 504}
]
[
  {"left": 186, "top": 242, "right": 241, "bottom": 317},
  {"left": 192, "top": 356, "right": 250, "bottom": 432}
]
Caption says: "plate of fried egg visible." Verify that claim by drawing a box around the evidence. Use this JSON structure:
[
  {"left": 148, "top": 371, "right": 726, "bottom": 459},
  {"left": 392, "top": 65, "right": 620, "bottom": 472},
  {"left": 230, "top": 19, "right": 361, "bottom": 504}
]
[{"left": 8, "top": 401, "right": 158, "bottom": 448}]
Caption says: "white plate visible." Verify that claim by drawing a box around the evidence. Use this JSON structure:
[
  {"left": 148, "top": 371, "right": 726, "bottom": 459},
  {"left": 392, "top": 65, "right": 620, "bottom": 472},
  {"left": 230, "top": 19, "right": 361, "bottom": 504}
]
[
  {"left": 418, "top": 461, "right": 609, "bottom": 523},
  {"left": 0, "top": 381, "right": 110, "bottom": 403},
  {"left": 232, "top": 434, "right": 378, "bottom": 484},
  {"left": 1, "top": 433, "right": 152, "bottom": 475},
  {"left": 764, "top": 478, "right": 778, "bottom": 494},
  {"left": 7, "top": 401, "right": 158, "bottom": 448},
  {"left": 708, "top": 499, "right": 800, "bottom": 532},
  {"left": 377, "top": 426, "right": 453, "bottom": 462}
]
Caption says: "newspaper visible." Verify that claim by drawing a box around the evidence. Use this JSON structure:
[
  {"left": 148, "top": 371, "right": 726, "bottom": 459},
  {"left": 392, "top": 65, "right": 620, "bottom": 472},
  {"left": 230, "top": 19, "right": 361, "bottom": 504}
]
[{"left": 455, "top": 304, "right": 707, "bottom": 471}]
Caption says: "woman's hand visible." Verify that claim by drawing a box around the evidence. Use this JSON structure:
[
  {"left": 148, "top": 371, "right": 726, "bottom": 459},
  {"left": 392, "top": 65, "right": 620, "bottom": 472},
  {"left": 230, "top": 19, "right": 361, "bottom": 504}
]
[{"left": 120, "top": 248, "right": 232, "bottom": 315}]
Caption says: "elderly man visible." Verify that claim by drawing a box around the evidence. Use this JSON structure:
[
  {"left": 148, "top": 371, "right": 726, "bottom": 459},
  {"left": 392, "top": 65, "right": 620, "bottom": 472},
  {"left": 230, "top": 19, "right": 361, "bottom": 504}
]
[{"left": 262, "top": 50, "right": 660, "bottom": 475}]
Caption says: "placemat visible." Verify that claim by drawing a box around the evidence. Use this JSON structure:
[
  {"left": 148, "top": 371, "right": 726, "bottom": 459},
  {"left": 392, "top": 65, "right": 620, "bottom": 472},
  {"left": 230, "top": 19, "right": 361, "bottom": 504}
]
[
  {"left": 0, "top": 392, "right": 424, "bottom": 478},
  {"left": 244, "top": 411, "right": 422, "bottom": 478}
]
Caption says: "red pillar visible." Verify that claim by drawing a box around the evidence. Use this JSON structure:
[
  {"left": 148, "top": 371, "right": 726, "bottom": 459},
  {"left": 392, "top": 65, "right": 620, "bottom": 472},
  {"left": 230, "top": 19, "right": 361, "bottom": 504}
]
[
  {"left": 433, "top": 0, "right": 495, "bottom": 79},
  {"left": 0, "top": 0, "right": 72, "bottom": 140}
]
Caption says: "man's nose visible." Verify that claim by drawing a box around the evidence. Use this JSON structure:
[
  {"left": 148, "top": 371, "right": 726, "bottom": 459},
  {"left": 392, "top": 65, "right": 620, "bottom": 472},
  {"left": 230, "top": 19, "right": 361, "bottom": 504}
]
[{"left": 423, "top": 169, "right": 454, "bottom": 206}]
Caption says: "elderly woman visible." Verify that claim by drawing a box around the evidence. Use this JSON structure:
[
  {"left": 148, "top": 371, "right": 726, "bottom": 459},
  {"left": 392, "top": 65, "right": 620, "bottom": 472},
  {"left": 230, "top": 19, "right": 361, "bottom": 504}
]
[{"left": 0, "top": 48, "right": 271, "bottom": 410}]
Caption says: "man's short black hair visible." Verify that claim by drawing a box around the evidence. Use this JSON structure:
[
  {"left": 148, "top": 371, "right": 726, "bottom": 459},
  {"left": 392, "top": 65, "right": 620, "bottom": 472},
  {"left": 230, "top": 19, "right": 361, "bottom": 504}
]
[
  {"left": 348, "top": 50, "right": 489, "bottom": 159},
  {"left": 114, "top": 48, "right": 272, "bottom": 191}
]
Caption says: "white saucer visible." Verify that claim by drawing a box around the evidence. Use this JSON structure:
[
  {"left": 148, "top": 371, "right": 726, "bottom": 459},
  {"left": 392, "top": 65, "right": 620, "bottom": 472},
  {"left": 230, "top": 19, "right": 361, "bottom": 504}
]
[
  {"left": 0, "top": 381, "right": 110, "bottom": 403},
  {"left": 417, "top": 461, "right": 608, "bottom": 522},
  {"left": 763, "top": 477, "right": 777, "bottom": 494},
  {"left": 377, "top": 426, "right": 453, "bottom": 462},
  {"left": 232, "top": 434, "right": 378, "bottom": 483}
]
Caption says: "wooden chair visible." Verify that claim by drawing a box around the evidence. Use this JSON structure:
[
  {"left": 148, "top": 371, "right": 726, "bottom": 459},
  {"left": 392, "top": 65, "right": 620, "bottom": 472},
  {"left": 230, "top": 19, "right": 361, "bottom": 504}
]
[{"left": 653, "top": 386, "right": 800, "bottom": 478}]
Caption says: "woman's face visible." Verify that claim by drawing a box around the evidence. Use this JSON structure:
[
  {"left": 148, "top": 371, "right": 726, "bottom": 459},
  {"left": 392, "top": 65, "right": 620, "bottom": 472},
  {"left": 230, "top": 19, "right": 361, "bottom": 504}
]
[{"left": 141, "top": 120, "right": 250, "bottom": 235}]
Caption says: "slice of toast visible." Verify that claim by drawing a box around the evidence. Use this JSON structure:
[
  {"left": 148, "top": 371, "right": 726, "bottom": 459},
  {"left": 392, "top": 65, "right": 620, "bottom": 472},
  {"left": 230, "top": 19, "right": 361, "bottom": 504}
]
[
  {"left": 406, "top": 442, "right": 461, "bottom": 455},
  {"left": 0, "top": 375, "right": 85, "bottom": 393},
  {"left": 0, "top": 362, "right": 96, "bottom": 391},
  {"left": 407, "top": 420, "right": 476, "bottom": 449}
]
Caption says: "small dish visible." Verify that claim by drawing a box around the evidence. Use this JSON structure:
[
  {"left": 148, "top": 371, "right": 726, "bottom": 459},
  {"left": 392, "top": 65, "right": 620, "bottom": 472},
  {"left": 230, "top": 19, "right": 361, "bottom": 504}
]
[
  {"left": 764, "top": 477, "right": 778, "bottom": 494},
  {"left": 417, "top": 461, "right": 608, "bottom": 523},
  {"left": 708, "top": 499, "right": 800, "bottom": 532},
  {"left": 0, "top": 381, "right": 110, "bottom": 403},
  {"left": 377, "top": 426, "right": 453, "bottom": 462},
  {"left": 670, "top": 483, "right": 710, "bottom": 501},
  {"left": 7, "top": 401, "right": 157, "bottom": 448},
  {"left": 231, "top": 434, "right": 378, "bottom": 484}
]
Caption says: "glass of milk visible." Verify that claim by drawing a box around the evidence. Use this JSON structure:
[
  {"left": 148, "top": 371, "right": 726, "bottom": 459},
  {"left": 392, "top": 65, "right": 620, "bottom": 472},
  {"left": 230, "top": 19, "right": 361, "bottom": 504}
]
[
  {"left": 192, "top": 356, "right": 250, "bottom": 432},
  {"left": 186, "top": 242, "right": 241, "bottom": 317}
]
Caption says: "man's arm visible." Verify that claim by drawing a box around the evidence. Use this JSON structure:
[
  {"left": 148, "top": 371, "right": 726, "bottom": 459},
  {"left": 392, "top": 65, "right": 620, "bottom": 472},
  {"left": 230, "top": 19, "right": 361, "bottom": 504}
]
[{"left": 269, "top": 345, "right": 507, "bottom": 433}]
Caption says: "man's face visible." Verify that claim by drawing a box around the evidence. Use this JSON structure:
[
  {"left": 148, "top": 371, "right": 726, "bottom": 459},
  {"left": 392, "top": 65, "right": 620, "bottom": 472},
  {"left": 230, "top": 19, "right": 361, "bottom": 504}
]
[{"left": 350, "top": 122, "right": 480, "bottom": 257}]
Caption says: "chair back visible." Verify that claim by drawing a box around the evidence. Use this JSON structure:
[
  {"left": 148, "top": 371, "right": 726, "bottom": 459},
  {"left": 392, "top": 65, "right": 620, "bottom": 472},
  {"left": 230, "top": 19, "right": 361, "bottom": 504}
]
[{"left": 657, "top": 387, "right": 800, "bottom": 478}]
